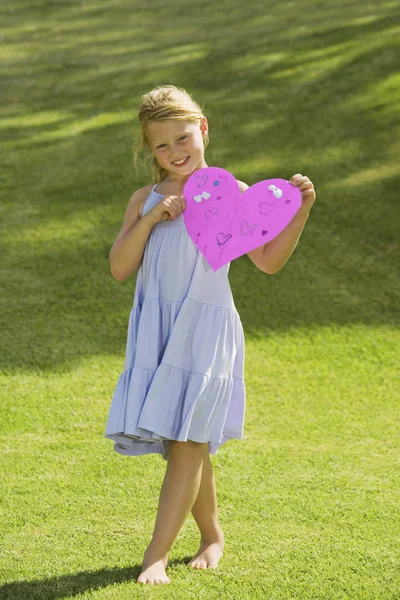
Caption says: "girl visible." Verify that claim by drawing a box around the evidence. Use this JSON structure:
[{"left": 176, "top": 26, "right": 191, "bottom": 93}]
[{"left": 105, "top": 85, "right": 316, "bottom": 586}]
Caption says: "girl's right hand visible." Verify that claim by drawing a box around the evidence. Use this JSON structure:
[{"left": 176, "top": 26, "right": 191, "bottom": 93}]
[{"left": 147, "top": 195, "right": 187, "bottom": 224}]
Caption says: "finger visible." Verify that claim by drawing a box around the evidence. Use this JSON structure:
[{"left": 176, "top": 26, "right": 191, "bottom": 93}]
[
  {"left": 290, "top": 174, "right": 308, "bottom": 186},
  {"left": 289, "top": 174, "right": 303, "bottom": 185},
  {"left": 292, "top": 178, "right": 308, "bottom": 188}
]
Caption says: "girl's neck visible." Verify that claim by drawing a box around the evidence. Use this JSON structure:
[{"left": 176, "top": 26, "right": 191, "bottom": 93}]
[{"left": 164, "top": 160, "right": 208, "bottom": 187}]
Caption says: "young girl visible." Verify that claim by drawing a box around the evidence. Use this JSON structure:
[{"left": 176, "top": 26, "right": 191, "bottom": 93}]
[{"left": 105, "top": 85, "right": 316, "bottom": 586}]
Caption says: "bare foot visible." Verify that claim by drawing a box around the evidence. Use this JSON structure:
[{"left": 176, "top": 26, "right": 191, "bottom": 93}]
[
  {"left": 137, "top": 548, "right": 170, "bottom": 585},
  {"left": 188, "top": 532, "right": 224, "bottom": 569}
]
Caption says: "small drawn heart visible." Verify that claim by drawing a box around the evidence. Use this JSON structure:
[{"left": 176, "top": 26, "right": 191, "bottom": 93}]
[
  {"left": 240, "top": 220, "right": 258, "bottom": 236},
  {"left": 262, "top": 230, "right": 268, "bottom": 236},
  {"left": 195, "top": 175, "right": 208, "bottom": 188},
  {"left": 259, "top": 201, "right": 276, "bottom": 215},
  {"left": 216, "top": 232, "right": 232, "bottom": 246},
  {"left": 205, "top": 207, "right": 218, "bottom": 220}
]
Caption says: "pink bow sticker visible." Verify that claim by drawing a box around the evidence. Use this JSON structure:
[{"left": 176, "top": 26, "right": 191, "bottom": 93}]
[{"left": 183, "top": 167, "right": 302, "bottom": 272}]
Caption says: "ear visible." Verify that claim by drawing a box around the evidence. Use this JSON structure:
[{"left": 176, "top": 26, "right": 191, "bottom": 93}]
[{"left": 200, "top": 116, "right": 208, "bottom": 136}]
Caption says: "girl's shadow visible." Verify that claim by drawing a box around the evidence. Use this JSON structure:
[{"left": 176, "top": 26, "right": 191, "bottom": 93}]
[{"left": 0, "top": 557, "right": 193, "bottom": 599}]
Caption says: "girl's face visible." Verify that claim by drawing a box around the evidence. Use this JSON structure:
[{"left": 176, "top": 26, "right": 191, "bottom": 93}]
[{"left": 147, "top": 117, "right": 208, "bottom": 179}]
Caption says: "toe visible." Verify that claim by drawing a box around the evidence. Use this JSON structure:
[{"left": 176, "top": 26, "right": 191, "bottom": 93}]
[{"left": 137, "top": 576, "right": 147, "bottom": 584}]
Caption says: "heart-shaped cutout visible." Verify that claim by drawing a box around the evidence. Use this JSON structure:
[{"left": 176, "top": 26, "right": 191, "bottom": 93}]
[{"left": 183, "top": 167, "right": 302, "bottom": 271}]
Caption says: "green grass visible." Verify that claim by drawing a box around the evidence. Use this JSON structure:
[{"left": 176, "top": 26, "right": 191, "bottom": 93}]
[{"left": 1, "top": 0, "right": 399, "bottom": 598}]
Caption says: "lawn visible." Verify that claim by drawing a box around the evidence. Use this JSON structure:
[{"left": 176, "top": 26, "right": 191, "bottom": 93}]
[{"left": 0, "top": 0, "right": 399, "bottom": 598}]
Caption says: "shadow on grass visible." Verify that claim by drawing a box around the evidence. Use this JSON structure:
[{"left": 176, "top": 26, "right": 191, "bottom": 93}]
[
  {"left": 1, "top": 0, "right": 399, "bottom": 375},
  {"left": 0, "top": 556, "right": 194, "bottom": 598}
]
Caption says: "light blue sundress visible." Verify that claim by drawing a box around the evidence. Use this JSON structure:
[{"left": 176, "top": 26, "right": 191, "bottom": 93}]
[{"left": 104, "top": 184, "right": 246, "bottom": 461}]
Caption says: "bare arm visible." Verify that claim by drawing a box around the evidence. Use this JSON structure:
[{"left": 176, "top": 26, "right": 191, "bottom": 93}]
[
  {"left": 237, "top": 178, "right": 311, "bottom": 274},
  {"left": 261, "top": 209, "right": 310, "bottom": 274},
  {"left": 109, "top": 189, "right": 157, "bottom": 282}
]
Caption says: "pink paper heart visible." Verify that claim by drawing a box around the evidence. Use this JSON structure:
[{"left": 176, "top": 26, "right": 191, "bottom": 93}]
[{"left": 183, "top": 167, "right": 302, "bottom": 272}]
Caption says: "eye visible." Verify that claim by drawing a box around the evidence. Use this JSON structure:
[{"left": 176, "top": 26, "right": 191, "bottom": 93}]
[{"left": 157, "top": 135, "right": 187, "bottom": 149}]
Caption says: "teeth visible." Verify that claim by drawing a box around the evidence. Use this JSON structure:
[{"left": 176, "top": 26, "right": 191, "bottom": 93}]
[{"left": 173, "top": 157, "right": 188, "bottom": 165}]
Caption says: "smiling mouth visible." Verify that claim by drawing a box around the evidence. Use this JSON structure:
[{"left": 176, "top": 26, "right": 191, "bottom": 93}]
[{"left": 172, "top": 156, "right": 190, "bottom": 167}]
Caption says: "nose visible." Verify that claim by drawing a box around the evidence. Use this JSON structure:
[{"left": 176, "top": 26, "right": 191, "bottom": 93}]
[{"left": 171, "top": 142, "right": 182, "bottom": 155}]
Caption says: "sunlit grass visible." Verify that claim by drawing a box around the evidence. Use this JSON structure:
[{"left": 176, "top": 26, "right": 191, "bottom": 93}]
[{"left": 0, "top": 0, "right": 399, "bottom": 598}]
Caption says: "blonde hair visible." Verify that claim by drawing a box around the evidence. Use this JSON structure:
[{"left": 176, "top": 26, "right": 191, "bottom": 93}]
[{"left": 132, "top": 85, "right": 209, "bottom": 184}]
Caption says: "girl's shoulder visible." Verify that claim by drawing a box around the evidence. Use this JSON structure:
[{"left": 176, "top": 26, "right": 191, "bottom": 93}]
[
  {"left": 136, "top": 184, "right": 155, "bottom": 218},
  {"left": 120, "top": 185, "right": 154, "bottom": 221},
  {"left": 139, "top": 184, "right": 155, "bottom": 195}
]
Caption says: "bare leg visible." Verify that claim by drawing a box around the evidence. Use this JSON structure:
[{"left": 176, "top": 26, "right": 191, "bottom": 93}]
[
  {"left": 188, "top": 448, "right": 225, "bottom": 569},
  {"left": 137, "top": 440, "right": 207, "bottom": 585},
  {"left": 191, "top": 448, "right": 223, "bottom": 541}
]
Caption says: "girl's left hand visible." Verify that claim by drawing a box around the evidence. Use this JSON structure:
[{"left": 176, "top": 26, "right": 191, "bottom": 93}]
[{"left": 289, "top": 174, "right": 316, "bottom": 215}]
